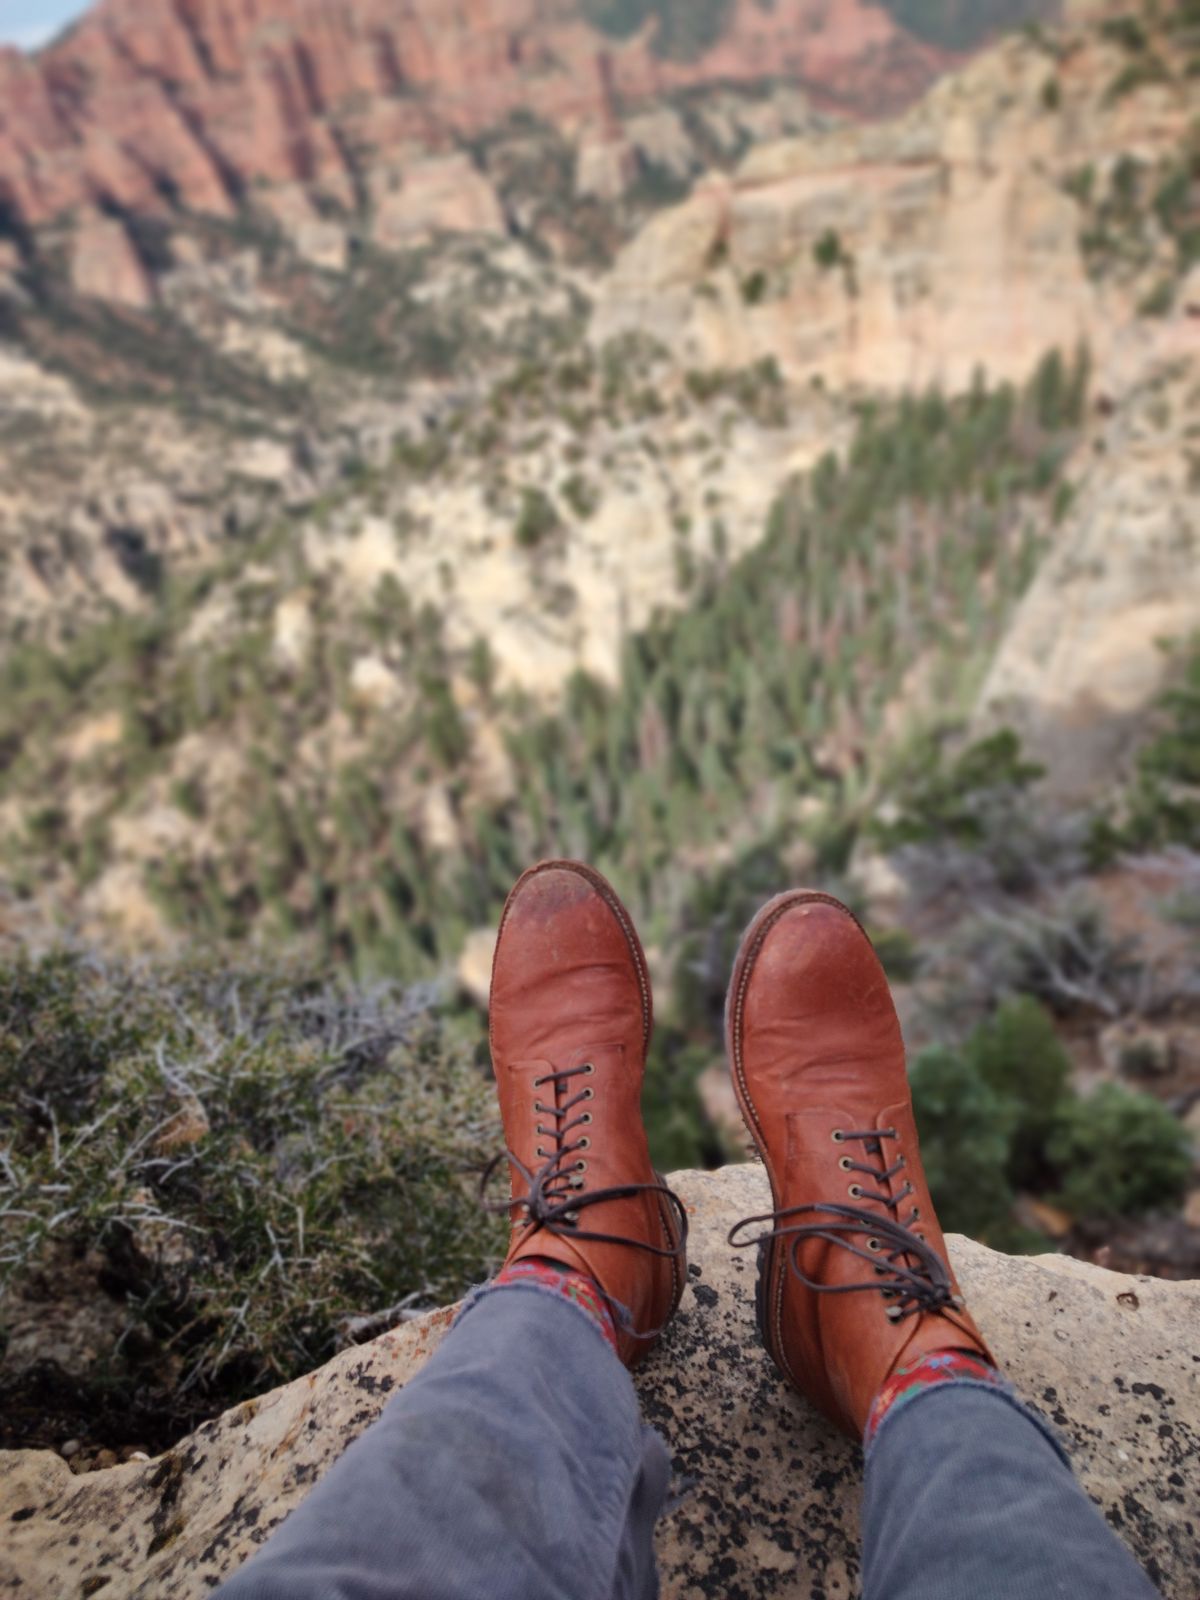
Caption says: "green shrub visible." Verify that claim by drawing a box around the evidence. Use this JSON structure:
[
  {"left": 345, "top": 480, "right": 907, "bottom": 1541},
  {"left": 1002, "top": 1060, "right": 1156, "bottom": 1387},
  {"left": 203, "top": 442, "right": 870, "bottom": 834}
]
[
  {"left": 560, "top": 473, "right": 601, "bottom": 520},
  {"left": 741, "top": 270, "right": 769, "bottom": 306},
  {"left": 1091, "top": 634, "right": 1200, "bottom": 857},
  {"left": 875, "top": 729, "right": 1044, "bottom": 851},
  {"left": 171, "top": 776, "right": 206, "bottom": 820},
  {"left": 1138, "top": 276, "right": 1175, "bottom": 317},
  {"left": 468, "top": 636, "right": 497, "bottom": 698},
  {"left": 912, "top": 994, "right": 1190, "bottom": 1244},
  {"left": 1100, "top": 14, "right": 1149, "bottom": 51},
  {"left": 909, "top": 1046, "right": 1016, "bottom": 1240},
  {"left": 813, "top": 229, "right": 847, "bottom": 271},
  {"left": 1107, "top": 55, "right": 1171, "bottom": 101},
  {"left": 1063, "top": 164, "right": 1095, "bottom": 205},
  {"left": 1047, "top": 1084, "right": 1192, "bottom": 1220},
  {"left": 870, "top": 925, "right": 922, "bottom": 982},
  {"left": 514, "top": 486, "right": 561, "bottom": 549},
  {"left": 421, "top": 674, "right": 470, "bottom": 768},
  {"left": 0, "top": 954, "right": 504, "bottom": 1449},
  {"left": 642, "top": 1036, "right": 724, "bottom": 1172},
  {"left": 964, "top": 996, "right": 1071, "bottom": 1184}
]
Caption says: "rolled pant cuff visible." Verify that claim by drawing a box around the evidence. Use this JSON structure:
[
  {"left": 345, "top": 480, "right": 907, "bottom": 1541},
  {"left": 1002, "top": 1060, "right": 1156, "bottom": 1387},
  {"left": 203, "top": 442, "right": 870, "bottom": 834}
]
[
  {"left": 866, "top": 1375, "right": 1071, "bottom": 1468},
  {"left": 454, "top": 1277, "right": 623, "bottom": 1358}
]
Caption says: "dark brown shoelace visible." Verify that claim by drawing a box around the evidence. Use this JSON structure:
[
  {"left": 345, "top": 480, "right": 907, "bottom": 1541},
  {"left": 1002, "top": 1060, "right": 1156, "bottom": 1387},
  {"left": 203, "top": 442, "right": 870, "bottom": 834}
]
[
  {"left": 728, "top": 1127, "right": 964, "bottom": 1321},
  {"left": 482, "top": 1060, "right": 689, "bottom": 1341}
]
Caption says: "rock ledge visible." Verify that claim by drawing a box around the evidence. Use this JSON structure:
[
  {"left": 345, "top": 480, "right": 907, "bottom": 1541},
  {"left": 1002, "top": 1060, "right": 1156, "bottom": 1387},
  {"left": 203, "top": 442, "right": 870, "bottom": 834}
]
[{"left": 2, "top": 1164, "right": 1196, "bottom": 1597}]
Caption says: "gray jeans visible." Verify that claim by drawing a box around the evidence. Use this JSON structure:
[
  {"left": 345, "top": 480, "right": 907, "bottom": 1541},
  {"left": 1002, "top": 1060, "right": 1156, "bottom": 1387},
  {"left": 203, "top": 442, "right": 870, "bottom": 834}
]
[{"left": 216, "top": 1285, "right": 1159, "bottom": 1600}]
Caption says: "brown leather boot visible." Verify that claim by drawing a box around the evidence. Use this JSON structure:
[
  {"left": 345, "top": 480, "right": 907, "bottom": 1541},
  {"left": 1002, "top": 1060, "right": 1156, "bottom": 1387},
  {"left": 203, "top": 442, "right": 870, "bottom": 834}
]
[
  {"left": 487, "top": 860, "right": 687, "bottom": 1366},
  {"left": 726, "top": 890, "right": 993, "bottom": 1436}
]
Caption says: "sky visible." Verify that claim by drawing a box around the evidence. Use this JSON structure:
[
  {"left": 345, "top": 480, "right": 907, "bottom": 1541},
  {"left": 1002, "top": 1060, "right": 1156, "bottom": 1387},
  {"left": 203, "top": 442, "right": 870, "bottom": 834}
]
[{"left": 0, "top": 0, "right": 92, "bottom": 51}]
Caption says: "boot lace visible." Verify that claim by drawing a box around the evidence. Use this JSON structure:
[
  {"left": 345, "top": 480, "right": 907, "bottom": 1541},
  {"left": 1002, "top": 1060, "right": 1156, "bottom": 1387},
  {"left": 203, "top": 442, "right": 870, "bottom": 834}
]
[
  {"left": 481, "top": 1060, "right": 688, "bottom": 1341},
  {"left": 728, "top": 1128, "right": 964, "bottom": 1322}
]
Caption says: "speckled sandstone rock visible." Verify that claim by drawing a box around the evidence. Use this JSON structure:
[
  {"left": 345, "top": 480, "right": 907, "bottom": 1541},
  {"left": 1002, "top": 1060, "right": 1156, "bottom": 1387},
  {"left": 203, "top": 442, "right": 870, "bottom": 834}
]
[{"left": 2, "top": 1163, "right": 1196, "bottom": 1598}]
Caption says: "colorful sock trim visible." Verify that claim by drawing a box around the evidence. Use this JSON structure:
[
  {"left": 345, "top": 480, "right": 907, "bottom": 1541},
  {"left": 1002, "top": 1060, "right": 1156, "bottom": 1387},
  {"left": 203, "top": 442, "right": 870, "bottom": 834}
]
[
  {"left": 482, "top": 1260, "right": 619, "bottom": 1354},
  {"left": 866, "top": 1349, "right": 1006, "bottom": 1451}
]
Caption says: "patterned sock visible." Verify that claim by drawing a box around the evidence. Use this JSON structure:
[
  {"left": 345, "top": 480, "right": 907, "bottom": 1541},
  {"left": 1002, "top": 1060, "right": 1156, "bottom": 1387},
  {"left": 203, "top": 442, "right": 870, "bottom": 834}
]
[
  {"left": 865, "top": 1348, "right": 1007, "bottom": 1450},
  {"left": 490, "top": 1258, "right": 619, "bottom": 1354}
]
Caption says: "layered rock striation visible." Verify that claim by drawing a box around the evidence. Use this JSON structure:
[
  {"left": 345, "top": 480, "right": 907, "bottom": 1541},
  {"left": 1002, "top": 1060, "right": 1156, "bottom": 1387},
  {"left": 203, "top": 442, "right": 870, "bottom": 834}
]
[
  {"left": 0, "top": 0, "right": 989, "bottom": 299},
  {"left": 0, "top": 0, "right": 959, "bottom": 224},
  {"left": 1, "top": 1164, "right": 1196, "bottom": 1599},
  {"left": 977, "top": 360, "right": 1200, "bottom": 802},
  {"left": 594, "top": 14, "right": 1194, "bottom": 390}
]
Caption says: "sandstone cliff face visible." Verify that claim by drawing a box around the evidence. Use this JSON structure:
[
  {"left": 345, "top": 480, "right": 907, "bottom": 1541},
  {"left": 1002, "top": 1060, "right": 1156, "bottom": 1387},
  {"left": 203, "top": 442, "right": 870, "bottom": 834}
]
[
  {"left": 0, "top": 0, "right": 1000, "bottom": 302},
  {"left": 1, "top": 1163, "right": 1196, "bottom": 1599},
  {"left": 977, "top": 360, "right": 1200, "bottom": 803},
  {"left": 594, "top": 16, "right": 1193, "bottom": 391}
]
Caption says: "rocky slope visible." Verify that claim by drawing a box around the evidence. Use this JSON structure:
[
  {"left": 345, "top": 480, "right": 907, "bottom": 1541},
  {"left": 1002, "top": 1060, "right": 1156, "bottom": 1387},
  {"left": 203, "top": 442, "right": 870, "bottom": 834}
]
[
  {"left": 1, "top": 6, "right": 1192, "bottom": 650},
  {"left": 2, "top": 1163, "right": 1196, "bottom": 1600},
  {"left": 978, "top": 356, "right": 1200, "bottom": 802},
  {"left": 595, "top": 5, "right": 1197, "bottom": 389},
  {"left": 0, "top": 0, "right": 1027, "bottom": 292},
  {"left": 0, "top": 3, "right": 1195, "bottom": 963}
]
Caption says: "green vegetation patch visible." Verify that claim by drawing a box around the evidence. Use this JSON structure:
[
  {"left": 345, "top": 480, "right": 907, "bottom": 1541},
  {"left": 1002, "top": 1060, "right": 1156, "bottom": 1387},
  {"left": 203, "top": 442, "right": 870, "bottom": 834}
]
[
  {"left": 0, "top": 351, "right": 1086, "bottom": 988},
  {"left": 0, "top": 954, "right": 504, "bottom": 1451},
  {"left": 1070, "top": 128, "right": 1200, "bottom": 298},
  {"left": 1089, "top": 633, "right": 1200, "bottom": 861},
  {"left": 912, "top": 997, "right": 1190, "bottom": 1247}
]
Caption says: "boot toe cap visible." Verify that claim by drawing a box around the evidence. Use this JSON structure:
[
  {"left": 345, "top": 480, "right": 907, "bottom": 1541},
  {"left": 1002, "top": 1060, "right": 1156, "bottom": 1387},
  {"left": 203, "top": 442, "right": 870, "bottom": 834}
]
[
  {"left": 740, "top": 894, "right": 895, "bottom": 1033},
  {"left": 489, "top": 861, "right": 651, "bottom": 1064}
]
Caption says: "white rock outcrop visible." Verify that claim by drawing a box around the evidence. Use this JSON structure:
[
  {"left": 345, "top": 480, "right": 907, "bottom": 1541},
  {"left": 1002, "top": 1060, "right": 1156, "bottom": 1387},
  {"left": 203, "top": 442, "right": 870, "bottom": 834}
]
[
  {"left": 594, "top": 22, "right": 1193, "bottom": 394},
  {"left": 978, "top": 363, "right": 1200, "bottom": 801}
]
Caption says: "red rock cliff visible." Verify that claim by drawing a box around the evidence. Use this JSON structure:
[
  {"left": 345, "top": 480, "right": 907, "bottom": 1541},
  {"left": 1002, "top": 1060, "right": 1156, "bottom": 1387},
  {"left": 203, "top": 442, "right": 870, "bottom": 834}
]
[{"left": 0, "top": 0, "right": 953, "bottom": 231}]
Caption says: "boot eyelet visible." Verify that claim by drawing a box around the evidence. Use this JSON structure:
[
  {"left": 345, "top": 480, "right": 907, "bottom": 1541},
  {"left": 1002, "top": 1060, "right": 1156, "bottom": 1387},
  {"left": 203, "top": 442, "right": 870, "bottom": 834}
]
[
  {"left": 838, "top": 1156, "right": 853, "bottom": 1171},
  {"left": 885, "top": 1305, "right": 902, "bottom": 1322},
  {"left": 580, "top": 1112, "right": 593, "bottom": 1125},
  {"left": 582, "top": 1062, "right": 595, "bottom": 1074},
  {"left": 535, "top": 1146, "right": 546, "bottom": 1158},
  {"left": 873, "top": 1263, "right": 887, "bottom": 1275},
  {"left": 578, "top": 1136, "right": 591, "bottom": 1150},
  {"left": 867, "top": 1237, "right": 881, "bottom": 1252},
  {"left": 848, "top": 1184, "right": 863, "bottom": 1199},
  {"left": 584, "top": 1086, "right": 595, "bottom": 1099},
  {"left": 911, "top": 1207, "right": 921, "bottom": 1221},
  {"left": 576, "top": 1160, "right": 587, "bottom": 1172},
  {"left": 831, "top": 1129, "right": 845, "bottom": 1143},
  {"left": 535, "top": 1124, "right": 545, "bottom": 1135}
]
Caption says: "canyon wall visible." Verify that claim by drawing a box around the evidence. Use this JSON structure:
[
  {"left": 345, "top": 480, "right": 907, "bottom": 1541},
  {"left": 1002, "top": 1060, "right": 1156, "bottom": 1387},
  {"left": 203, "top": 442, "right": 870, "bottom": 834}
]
[
  {"left": 594, "top": 17, "right": 1194, "bottom": 390},
  {"left": 0, "top": 0, "right": 955, "bottom": 239}
]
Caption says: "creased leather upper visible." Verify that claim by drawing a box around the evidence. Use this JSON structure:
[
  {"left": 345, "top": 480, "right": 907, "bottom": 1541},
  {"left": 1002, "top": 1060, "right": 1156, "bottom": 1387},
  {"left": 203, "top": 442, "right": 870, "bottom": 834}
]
[
  {"left": 489, "top": 861, "right": 683, "bottom": 1365},
  {"left": 730, "top": 893, "right": 991, "bottom": 1434}
]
